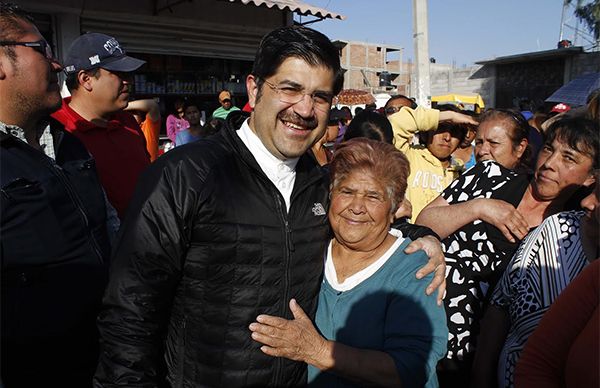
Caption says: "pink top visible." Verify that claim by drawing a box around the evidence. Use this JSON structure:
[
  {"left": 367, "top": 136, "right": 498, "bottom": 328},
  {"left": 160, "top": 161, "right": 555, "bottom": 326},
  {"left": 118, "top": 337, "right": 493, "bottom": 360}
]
[{"left": 166, "top": 114, "right": 189, "bottom": 143}]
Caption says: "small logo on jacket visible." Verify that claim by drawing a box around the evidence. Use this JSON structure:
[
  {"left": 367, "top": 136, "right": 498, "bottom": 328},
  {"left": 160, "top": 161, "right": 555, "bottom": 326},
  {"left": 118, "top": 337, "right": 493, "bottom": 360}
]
[{"left": 312, "top": 203, "right": 326, "bottom": 216}]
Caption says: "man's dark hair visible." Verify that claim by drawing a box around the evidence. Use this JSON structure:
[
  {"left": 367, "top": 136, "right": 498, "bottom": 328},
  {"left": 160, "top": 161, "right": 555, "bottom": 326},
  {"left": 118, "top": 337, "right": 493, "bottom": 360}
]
[
  {"left": 344, "top": 110, "right": 394, "bottom": 144},
  {"left": 184, "top": 100, "right": 200, "bottom": 112},
  {"left": 0, "top": 2, "right": 35, "bottom": 62},
  {"left": 385, "top": 94, "right": 417, "bottom": 110},
  {"left": 65, "top": 68, "right": 101, "bottom": 92},
  {"left": 251, "top": 25, "right": 343, "bottom": 98}
]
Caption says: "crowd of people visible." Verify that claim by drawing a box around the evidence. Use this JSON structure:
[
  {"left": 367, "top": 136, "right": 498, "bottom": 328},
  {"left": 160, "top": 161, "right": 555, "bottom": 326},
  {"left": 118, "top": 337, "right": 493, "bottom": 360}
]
[{"left": 1, "top": 2, "right": 598, "bottom": 387}]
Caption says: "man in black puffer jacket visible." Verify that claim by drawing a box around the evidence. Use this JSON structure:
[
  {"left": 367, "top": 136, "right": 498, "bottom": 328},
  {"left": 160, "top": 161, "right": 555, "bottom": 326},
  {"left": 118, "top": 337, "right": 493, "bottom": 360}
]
[
  {"left": 95, "top": 26, "right": 445, "bottom": 388},
  {"left": 96, "top": 26, "right": 340, "bottom": 387}
]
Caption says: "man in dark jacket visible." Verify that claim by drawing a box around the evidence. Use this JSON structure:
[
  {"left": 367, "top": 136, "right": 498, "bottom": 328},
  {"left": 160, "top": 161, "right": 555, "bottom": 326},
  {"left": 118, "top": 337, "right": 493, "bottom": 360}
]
[
  {"left": 0, "top": 3, "right": 111, "bottom": 386},
  {"left": 95, "top": 26, "right": 445, "bottom": 387}
]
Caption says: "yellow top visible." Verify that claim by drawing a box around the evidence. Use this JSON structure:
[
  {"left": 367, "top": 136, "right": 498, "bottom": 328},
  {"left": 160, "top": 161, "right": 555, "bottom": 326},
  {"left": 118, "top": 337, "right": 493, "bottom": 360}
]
[{"left": 389, "top": 107, "right": 463, "bottom": 223}]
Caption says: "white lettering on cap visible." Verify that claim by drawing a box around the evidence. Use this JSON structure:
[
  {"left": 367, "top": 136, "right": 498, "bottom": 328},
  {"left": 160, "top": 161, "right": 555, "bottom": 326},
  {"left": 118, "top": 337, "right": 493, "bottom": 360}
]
[
  {"left": 103, "top": 38, "right": 123, "bottom": 54},
  {"left": 89, "top": 55, "right": 100, "bottom": 65}
]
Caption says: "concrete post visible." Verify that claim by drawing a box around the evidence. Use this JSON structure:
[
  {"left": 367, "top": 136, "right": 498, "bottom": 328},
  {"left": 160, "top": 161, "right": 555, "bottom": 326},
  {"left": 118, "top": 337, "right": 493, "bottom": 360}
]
[{"left": 412, "top": 0, "right": 431, "bottom": 107}]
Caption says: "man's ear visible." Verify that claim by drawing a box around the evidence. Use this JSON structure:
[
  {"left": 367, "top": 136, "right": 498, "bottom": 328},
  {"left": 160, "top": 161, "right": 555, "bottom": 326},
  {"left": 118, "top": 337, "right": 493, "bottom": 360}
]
[
  {"left": 0, "top": 52, "right": 12, "bottom": 80},
  {"left": 583, "top": 173, "right": 596, "bottom": 188},
  {"left": 77, "top": 70, "right": 94, "bottom": 92},
  {"left": 0, "top": 58, "right": 6, "bottom": 80},
  {"left": 246, "top": 74, "right": 258, "bottom": 108}
]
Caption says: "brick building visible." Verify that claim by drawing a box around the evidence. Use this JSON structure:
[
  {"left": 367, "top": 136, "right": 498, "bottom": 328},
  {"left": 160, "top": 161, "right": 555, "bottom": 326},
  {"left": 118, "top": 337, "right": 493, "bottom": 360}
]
[{"left": 334, "top": 40, "right": 410, "bottom": 95}]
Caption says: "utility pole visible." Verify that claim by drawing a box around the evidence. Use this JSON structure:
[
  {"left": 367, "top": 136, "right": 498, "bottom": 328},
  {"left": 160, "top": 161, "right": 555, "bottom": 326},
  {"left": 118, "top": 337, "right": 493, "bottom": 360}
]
[
  {"left": 413, "top": 0, "right": 431, "bottom": 107},
  {"left": 559, "top": 0, "right": 569, "bottom": 42}
]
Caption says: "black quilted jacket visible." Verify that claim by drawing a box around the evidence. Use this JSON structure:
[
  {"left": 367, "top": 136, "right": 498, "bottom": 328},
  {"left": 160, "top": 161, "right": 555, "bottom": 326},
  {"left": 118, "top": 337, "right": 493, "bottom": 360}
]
[{"left": 94, "top": 113, "right": 331, "bottom": 387}]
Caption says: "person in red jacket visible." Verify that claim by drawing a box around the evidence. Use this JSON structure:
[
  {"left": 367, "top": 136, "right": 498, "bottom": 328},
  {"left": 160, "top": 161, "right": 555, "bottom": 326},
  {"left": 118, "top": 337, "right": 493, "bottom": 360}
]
[{"left": 52, "top": 32, "right": 150, "bottom": 218}]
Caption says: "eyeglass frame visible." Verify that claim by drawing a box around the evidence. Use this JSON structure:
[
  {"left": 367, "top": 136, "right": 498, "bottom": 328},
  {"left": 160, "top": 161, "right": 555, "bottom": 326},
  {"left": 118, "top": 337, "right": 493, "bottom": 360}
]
[
  {"left": 262, "top": 79, "right": 336, "bottom": 112},
  {"left": 0, "top": 40, "right": 55, "bottom": 61}
]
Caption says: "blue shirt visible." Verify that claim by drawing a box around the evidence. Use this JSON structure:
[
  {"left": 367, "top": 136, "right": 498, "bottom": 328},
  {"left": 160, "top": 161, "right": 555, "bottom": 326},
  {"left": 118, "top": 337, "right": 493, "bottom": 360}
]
[
  {"left": 308, "top": 237, "right": 448, "bottom": 388},
  {"left": 175, "top": 129, "right": 201, "bottom": 147}
]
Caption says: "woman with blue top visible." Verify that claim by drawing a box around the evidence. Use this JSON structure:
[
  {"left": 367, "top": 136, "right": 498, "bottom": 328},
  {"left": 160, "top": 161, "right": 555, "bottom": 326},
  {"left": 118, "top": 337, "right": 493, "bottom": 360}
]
[{"left": 249, "top": 138, "right": 448, "bottom": 387}]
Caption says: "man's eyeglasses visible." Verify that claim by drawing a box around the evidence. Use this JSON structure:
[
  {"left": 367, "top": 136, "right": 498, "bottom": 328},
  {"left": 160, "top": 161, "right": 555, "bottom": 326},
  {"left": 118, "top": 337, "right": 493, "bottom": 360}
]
[
  {"left": 0, "top": 40, "right": 55, "bottom": 61},
  {"left": 263, "top": 79, "right": 334, "bottom": 112}
]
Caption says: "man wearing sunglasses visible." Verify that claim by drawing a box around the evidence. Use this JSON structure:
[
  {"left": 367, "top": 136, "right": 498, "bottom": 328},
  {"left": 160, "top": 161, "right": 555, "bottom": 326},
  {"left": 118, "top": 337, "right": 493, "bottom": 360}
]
[
  {"left": 51, "top": 32, "right": 150, "bottom": 219},
  {"left": 0, "top": 3, "right": 112, "bottom": 386}
]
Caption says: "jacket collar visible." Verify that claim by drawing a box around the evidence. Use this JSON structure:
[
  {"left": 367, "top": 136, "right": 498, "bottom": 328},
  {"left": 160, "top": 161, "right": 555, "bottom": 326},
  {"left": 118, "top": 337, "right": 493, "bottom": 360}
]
[{"left": 221, "top": 111, "right": 326, "bottom": 191}]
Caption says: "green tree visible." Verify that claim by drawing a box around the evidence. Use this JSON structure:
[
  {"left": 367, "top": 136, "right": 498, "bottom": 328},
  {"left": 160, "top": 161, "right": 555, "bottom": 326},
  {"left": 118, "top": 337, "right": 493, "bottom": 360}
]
[{"left": 566, "top": 0, "right": 600, "bottom": 41}]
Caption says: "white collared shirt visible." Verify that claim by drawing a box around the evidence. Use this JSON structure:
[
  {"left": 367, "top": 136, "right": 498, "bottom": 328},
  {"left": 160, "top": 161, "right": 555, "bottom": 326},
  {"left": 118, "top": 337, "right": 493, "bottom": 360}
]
[
  {"left": 0, "top": 120, "right": 56, "bottom": 160},
  {"left": 325, "top": 228, "right": 405, "bottom": 291},
  {"left": 237, "top": 119, "right": 299, "bottom": 212}
]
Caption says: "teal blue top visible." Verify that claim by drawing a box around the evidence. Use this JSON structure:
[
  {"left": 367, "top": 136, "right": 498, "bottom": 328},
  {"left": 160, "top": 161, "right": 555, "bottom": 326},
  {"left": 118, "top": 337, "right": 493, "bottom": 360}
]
[{"left": 308, "top": 237, "right": 448, "bottom": 388}]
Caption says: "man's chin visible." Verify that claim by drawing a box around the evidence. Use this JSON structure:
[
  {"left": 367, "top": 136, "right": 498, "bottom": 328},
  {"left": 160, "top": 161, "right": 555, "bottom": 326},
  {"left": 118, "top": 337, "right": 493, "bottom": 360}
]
[{"left": 45, "top": 97, "right": 64, "bottom": 115}]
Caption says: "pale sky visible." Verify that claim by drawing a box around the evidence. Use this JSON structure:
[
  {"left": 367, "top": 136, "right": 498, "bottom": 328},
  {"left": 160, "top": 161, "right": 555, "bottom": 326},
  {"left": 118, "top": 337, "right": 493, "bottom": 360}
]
[{"left": 303, "top": 0, "right": 590, "bottom": 66}]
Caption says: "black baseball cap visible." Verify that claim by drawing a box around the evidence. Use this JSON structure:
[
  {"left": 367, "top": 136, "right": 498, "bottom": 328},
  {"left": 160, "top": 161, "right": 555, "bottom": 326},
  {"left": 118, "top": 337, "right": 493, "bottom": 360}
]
[{"left": 63, "top": 32, "right": 145, "bottom": 75}]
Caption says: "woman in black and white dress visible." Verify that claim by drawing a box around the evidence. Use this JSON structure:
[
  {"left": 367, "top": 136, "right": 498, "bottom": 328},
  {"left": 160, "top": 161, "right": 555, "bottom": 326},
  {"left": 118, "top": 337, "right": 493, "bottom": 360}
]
[{"left": 416, "top": 117, "right": 599, "bottom": 387}]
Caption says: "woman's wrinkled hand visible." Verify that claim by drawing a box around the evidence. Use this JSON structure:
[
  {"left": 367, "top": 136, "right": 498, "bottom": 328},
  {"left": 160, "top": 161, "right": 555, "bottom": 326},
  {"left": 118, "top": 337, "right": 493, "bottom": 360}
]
[
  {"left": 404, "top": 235, "right": 446, "bottom": 306},
  {"left": 477, "top": 198, "right": 529, "bottom": 243},
  {"left": 249, "top": 299, "right": 332, "bottom": 369}
]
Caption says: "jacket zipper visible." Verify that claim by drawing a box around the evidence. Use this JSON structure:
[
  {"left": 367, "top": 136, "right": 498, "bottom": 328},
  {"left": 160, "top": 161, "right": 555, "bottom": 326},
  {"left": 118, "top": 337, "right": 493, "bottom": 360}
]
[{"left": 272, "top": 190, "right": 291, "bottom": 386}]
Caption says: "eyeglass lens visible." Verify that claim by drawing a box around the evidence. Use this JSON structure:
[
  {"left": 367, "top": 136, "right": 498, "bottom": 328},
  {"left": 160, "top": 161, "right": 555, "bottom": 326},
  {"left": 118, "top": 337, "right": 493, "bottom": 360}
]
[{"left": 265, "top": 80, "right": 332, "bottom": 111}]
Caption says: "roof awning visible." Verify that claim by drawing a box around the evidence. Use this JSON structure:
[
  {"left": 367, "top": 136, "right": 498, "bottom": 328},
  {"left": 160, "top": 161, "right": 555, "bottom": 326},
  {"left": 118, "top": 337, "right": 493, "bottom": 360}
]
[
  {"left": 225, "top": 0, "right": 345, "bottom": 21},
  {"left": 476, "top": 47, "right": 583, "bottom": 65}
]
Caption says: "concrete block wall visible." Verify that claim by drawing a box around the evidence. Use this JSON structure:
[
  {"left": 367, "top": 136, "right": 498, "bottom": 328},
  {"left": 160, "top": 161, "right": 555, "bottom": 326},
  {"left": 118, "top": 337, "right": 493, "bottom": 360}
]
[
  {"left": 429, "top": 64, "right": 494, "bottom": 107},
  {"left": 569, "top": 51, "right": 600, "bottom": 78}
]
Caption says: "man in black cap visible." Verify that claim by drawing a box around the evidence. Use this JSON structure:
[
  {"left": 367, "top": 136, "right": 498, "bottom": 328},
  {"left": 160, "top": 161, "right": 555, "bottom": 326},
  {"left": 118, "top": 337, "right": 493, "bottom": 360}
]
[
  {"left": 0, "top": 3, "right": 112, "bottom": 386},
  {"left": 52, "top": 32, "right": 150, "bottom": 218}
]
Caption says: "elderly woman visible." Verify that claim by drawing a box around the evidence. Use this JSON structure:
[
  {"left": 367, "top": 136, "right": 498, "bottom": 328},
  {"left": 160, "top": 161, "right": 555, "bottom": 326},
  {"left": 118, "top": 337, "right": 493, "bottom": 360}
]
[
  {"left": 474, "top": 109, "right": 532, "bottom": 171},
  {"left": 416, "top": 117, "right": 598, "bottom": 386},
  {"left": 249, "top": 138, "right": 448, "bottom": 387}
]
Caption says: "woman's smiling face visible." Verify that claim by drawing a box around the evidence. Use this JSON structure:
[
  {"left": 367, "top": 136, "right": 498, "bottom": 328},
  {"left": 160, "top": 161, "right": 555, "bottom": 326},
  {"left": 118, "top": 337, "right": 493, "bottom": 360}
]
[{"left": 328, "top": 171, "right": 394, "bottom": 252}]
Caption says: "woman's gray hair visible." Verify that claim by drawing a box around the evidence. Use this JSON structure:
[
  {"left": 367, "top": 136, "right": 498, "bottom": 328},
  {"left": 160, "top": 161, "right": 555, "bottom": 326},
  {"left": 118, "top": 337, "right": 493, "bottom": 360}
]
[{"left": 329, "top": 138, "right": 410, "bottom": 213}]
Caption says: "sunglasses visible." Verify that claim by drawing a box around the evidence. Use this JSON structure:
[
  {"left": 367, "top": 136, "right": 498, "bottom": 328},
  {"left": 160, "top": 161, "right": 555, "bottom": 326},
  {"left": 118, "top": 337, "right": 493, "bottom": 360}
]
[{"left": 0, "top": 40, "right": 55, "bottom": 61}]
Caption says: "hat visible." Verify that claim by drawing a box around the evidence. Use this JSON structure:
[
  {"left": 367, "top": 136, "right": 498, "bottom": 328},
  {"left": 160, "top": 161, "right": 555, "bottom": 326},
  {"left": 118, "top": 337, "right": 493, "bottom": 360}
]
[
  {"left": 520, "top": 110, "right": 534, "bottom": 121},
  {"left": 218, "top": 91, "right": 232, "bottom": 102},
  {"left": 63, "top": 33, "right": 146, "bottom": 75},
  {"left": 550, "top": 103, "right": 571, "bottom": 113}
]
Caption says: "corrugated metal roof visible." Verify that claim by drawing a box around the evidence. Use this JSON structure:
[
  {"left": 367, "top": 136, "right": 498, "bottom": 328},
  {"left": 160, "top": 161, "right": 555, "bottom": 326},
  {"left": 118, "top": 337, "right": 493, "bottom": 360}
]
[
  {"left": 475, "top": 47, "right": 583, "bottom": 65},
  {"left": 226, "top": 0, "right": 345, "bottom": 20}
]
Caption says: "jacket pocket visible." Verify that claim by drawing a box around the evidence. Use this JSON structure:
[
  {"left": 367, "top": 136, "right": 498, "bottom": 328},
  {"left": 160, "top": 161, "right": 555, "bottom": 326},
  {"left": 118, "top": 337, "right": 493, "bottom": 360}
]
[{"left": 1, "top": 178, "right": 43, "bottom": 201}]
